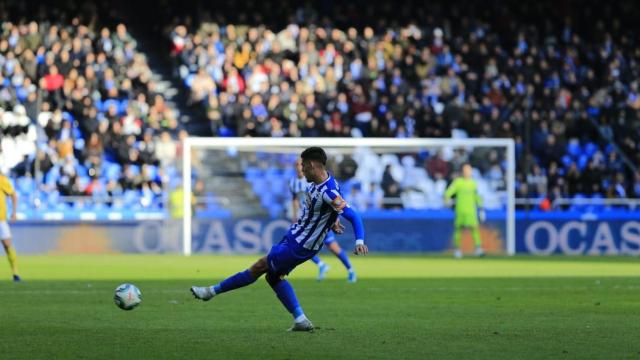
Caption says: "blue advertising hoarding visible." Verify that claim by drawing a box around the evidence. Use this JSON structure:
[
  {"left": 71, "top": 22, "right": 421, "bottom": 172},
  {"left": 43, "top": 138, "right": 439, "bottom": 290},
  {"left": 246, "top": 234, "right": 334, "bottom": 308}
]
[{"left": 8, "top": 210, "right": 640, "bottom": 255}]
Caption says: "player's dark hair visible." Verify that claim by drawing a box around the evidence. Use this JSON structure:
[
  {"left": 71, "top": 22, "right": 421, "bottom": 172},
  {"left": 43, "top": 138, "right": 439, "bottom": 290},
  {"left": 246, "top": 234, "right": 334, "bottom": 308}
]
[{"left": 301, "top": 147, "right": 327, "bottom": 165}]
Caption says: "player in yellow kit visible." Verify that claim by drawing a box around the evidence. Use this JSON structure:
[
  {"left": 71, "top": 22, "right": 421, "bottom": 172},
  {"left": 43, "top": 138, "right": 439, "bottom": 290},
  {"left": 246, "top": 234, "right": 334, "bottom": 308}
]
[
  {"left": 0, "top": 174, "right": 20, "bottom": 281},
  {"left": 444, "top": 164, "right": 486, "bottom": 258}
]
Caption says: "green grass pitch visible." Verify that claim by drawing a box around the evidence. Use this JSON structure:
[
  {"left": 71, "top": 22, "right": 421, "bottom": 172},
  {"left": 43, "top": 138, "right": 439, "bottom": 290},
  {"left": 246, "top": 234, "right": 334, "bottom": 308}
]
[{"left": 1, "top": 254, "right": 639, "bottom": 359}]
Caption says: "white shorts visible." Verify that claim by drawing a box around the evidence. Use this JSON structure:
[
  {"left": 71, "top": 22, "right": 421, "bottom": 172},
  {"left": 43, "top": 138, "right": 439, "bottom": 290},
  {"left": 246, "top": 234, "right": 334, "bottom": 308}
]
[{"left": 0, "top": 221, "right": 11, "bottom": 240}]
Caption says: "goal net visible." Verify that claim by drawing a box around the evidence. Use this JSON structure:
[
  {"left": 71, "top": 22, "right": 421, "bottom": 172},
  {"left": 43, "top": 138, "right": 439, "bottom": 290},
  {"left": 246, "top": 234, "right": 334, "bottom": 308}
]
[{"left": 181, "top": 138, "right": 515, "bottom": 256}]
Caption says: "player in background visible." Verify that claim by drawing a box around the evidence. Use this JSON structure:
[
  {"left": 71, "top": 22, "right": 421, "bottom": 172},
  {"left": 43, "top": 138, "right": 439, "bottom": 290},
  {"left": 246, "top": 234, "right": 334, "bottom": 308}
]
[
  {"left": 444, "top": 163, "right": 485, "bottom": 258},
  {"left": 290, "top": 158, "right": 357, "bottom": 282},
  {"left": 0, "top": 173, "right": 20, "bottom": 281},
  {"left": 191, "top": 147, "right": 368, "bottom": 331}
]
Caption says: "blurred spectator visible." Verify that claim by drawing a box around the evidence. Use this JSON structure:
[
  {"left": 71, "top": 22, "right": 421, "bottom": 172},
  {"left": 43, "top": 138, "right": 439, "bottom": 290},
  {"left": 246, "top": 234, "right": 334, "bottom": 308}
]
[
  {"left": 0, "top": 9, "right": 179, "bottom": 210},
  {"left": 168, "top": 1, "right": 640, "bottom": 203},
  {"left": 527, "top": 165, "right": 548, "bottom": 198}
]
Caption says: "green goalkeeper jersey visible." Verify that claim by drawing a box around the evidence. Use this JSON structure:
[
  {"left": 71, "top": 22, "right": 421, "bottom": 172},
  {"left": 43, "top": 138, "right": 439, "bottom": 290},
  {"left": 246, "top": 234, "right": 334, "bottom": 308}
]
[{"left": 444, "top": 178, "right": 482, "bottom": 215}]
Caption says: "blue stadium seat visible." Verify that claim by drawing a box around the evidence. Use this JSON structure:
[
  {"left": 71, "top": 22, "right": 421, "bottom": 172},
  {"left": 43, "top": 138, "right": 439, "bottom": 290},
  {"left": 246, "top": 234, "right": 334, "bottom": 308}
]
[
  {"left": 269, "top": 178, "right": 287, "bottom": 194},
  {"left": 120, "top": 100, "right": 129, "bottom": 113},
  {"left": 577, "top": 155, "right": 588, "bottom": 170},
  {"left": 74, "top": 138, "right": 85, "bottom": 151},
  {"left": 123, "top": 190, "right": 139, "bottom": 205},
  {"left": 165, "top": 165, "right": 177, "bottom": 179},
  {"left": 78, "top": 176, "right": 91, "bottom": 189},
  {"left": 129, "top": 165, "right": 141, "bottom": 176},
  {"left": 90, "top": 201, "right": 107, "bottom": 211},
  {"left": 103, "top": 151, "right": 116, "bottom": 163},
  {"left": 260, "top": 193, "right": 275, "bottom": 208},
  {"left": 146, "top": 165, "right": 158, "bottom": 180},
  {"left": 282, "top": 167, "right": 296, "bottom": 179},
  {"left": 604, "top": 143, "right": 615, "bottom": 155},
  {"left": 17, "top": 202, "right": 29, "bottom": 212},
  {"left": 94, "top": 99, "right": 104, "bottom": 112},
  {"left": 105, "top": 163, "right": 122, "bottom": 181},
  {"left": 245, "top": 166, "right": 261, "bottom": 180},
  {"left": 75, "top": 164, "right": 89, "bottom": 178},
  {"left": 587, "top": 193, "right": 605, "bottom": 212},
  {"left": 62, "top": 111, "right": 74, "bottom": 122},
  {"left": 252, "top": 181, "right": 268, "bottom": 195},
  {"left": 268, "top": 204, "right": 283, "bottom": 218},
  {"left": 47, "top": 191, "right": 60, "bottom": 206},
  {"left": 567, "top": 141, "right": 581, "bottom": 158},
  {"left": 103, "top": 98, "right": 119, "bottom": 110},
  {"left": 584, "top": 142, "right": 598, "bottom": 158},
  {"left": 265, "top": 167, "right": 283, "bottom": 180},
  {"left": 72, "top": 201, "right": 86, "bottom": 210},
  {"left": 16, "top": 177, "right": 34, "bottom": 194},
  {"left": 218, "top": 126, "right": 236, "bottom": 137},
  {"left": 72, "top": 126, "right": 82, "bottom": 139},
  {"left": 570, "top": 194, "right": 587, "bottom": 212},
  {"left": 50, "top": 202, "right": 70, "bottom": 211},
  {"left": 111, "top": 200, "right": 125, "bottom": 210},
  {"left": 184, "top": 73, "right": 195, "bottom": 88}
]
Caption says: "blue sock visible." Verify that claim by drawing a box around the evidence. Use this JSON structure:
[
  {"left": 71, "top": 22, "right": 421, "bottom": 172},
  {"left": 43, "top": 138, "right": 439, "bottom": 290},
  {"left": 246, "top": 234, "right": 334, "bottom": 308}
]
[
  {"left": 213, "top": 270, "right": 256, "bottom": 294},
  {"left": 270, "top": 278, "right": 303, "bottom": 319},
  {"left": 310, "top": 255, "right": 322, "bottom": 265},
  {"left": 337, "top": 250, "right": 353, "bottom": 271}
]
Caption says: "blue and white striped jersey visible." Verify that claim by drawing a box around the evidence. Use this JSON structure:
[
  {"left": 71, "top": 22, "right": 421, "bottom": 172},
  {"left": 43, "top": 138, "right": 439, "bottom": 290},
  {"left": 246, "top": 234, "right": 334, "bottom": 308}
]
[
  {"left": 289, "top": 176, "right": 309, "bottom": 211},
  {"left": 286, "top": 173, "right": 347, "bottom": 251}
]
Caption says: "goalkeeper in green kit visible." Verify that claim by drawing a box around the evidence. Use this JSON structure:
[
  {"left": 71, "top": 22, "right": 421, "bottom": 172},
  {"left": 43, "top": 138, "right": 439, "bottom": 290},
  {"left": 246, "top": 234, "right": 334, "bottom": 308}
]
[{"left": 444, "top": 164, "right": 485, "bottom": 258}]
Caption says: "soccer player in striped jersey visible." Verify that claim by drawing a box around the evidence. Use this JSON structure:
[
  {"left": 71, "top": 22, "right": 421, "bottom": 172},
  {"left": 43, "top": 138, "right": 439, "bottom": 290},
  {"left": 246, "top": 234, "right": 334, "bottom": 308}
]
[
  {"left": 290, "top": 158, "right": 356, "bottom": 282},
  {"left": 191, "top": 147, "right": 368, "bottom": 331}
]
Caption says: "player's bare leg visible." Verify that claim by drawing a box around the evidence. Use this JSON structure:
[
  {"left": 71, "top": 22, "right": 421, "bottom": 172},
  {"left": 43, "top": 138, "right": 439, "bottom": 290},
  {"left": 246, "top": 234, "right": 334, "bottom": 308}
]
[{"left": 1, "top": 239, "right": 20, "bottom": 281}]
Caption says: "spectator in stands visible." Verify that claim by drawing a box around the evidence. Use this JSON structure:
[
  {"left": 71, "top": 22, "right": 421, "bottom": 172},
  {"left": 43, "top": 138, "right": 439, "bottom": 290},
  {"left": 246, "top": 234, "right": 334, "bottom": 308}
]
[
  {"left": 167, "top": 2, "right": 640, "bottom": 207},
  {"left": 426, "top": 151, "right": 449, "bottom": 179},
  {"left": 364, "top": 182, "right": 384, "bottom": 210},
  {"left": 0, "top": 12, "right": 183, "bottom": 210},
  {"left": 527, "top": 165, "right": 548, "bottom": 198},
  {"left": 633, "top": 173, "right": 640, "bottom": 198},
  {"left": 155, "top": 131, "right": 177, "bottom": 167},
  {"left": 3, "top": 1, "right": 640, "bottom": 214}
]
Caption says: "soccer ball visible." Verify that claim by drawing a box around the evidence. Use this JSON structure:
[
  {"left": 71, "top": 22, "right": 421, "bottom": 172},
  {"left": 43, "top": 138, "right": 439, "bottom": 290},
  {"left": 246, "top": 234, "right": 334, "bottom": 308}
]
[{"left": 114, "top": 283, "right": 142, "bottom": 310}]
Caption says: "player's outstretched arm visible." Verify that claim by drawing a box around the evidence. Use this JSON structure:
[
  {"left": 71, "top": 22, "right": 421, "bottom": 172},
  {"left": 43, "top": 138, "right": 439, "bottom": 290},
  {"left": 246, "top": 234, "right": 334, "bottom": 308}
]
[
  {"left": 340, "top": 206, "right": 368, "bottom": 255},
  {"left": 443, "top": 178, "right": 458, "bottom": 206},
  {"left": 10, "top": 192, "right": 17, "bottom": 221},
  {"left": 291, "top": 195, "right": 299, "bottom": 223}
]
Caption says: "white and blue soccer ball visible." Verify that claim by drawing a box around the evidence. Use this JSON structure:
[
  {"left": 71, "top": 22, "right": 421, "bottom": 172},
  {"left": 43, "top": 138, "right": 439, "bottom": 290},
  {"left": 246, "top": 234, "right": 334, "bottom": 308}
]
[{"left": 114, "top": 283, "right": 142, "bottom": 311}]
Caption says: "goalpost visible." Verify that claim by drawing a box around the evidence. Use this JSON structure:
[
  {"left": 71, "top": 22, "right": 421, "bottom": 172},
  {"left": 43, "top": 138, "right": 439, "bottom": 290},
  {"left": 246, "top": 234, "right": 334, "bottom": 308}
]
[{"left": 182, "top": 137, "right": 516, "bottom": 256}]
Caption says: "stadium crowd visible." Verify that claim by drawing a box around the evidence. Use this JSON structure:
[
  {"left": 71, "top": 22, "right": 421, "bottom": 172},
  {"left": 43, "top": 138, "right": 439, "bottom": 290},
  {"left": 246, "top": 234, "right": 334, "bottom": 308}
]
[
  {"left": 170, "top": 0, "right": 640, "bottom": 208},
  {"left": 0, "top": 4, "right": 181, "bottom": 211},
  {"left": 1, "top": 0, "right": 640, "bottom": 214}
]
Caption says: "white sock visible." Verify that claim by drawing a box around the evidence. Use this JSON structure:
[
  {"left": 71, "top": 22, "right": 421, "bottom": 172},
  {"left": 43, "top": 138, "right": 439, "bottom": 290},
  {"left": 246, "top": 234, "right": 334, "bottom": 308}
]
[
  {"left": 295, "top": 314, "right": 308, "bottom": 323},
  {"left": 208, "top": 286, "right": 217, "bottom": 295},
  {"left": 318, "top": 261, "right": 326, "bottom": 267}
]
